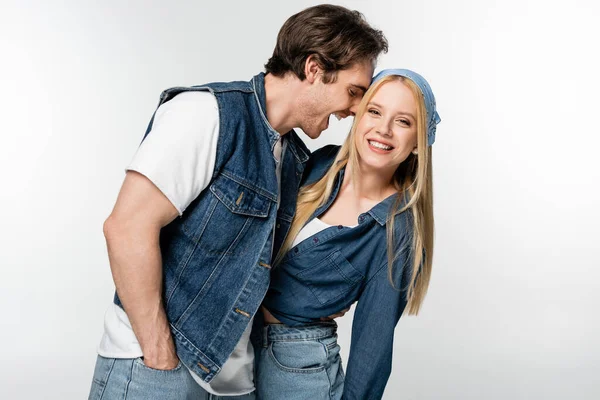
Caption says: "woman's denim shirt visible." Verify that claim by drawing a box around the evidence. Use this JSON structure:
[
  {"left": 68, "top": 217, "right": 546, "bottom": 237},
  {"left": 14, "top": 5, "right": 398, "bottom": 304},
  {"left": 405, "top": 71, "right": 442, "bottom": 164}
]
[{"left": 263, "top": 145, "right": 415, "bottom": 400}]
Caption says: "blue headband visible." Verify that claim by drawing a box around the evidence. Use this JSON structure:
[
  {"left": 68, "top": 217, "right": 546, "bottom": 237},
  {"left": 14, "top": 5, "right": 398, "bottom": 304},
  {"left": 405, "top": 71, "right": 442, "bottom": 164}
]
[{"left": 371, "top": 69, "right": 441, "bottom": 146}]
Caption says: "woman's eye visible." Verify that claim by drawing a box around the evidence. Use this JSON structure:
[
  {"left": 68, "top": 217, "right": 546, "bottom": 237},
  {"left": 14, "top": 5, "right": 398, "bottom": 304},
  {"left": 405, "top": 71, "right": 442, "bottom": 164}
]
[
  {"left": 368, "top": 109, "right": 380, "bottom": 116},
  {"left": 349, "top": 89, "right": 356, "bottom": 97},
  {"left": 397, "top": 119, "right": 410, "bottom": 126}
]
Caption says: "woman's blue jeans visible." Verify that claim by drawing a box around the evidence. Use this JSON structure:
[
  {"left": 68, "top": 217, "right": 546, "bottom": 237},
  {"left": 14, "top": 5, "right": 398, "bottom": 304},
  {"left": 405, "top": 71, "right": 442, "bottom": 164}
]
[{"left": 256, "top": 322, "right": 344, "bottom": 400}]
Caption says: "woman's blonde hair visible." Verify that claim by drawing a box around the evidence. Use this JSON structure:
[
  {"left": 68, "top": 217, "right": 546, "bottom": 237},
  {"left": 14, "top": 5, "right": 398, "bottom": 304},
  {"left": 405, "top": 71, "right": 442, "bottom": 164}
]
[{"left": 275, "top": 75, "right": 434, "bottom": 315}]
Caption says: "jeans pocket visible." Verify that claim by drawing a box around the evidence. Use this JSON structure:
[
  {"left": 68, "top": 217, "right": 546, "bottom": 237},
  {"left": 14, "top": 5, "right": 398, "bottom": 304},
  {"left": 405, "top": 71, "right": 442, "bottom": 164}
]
[
  {"left": 133, "top": 357, "right": 183, "bottom": 373},
  {"left": 268, "top": 341, "right": 327, "bottom": 373}
]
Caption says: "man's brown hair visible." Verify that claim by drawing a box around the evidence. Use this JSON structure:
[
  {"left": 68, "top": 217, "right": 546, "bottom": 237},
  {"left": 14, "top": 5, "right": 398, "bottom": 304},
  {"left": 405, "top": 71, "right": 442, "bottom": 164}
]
[{"left": 265, "top": 4, "right": 388, "bottom": 83}]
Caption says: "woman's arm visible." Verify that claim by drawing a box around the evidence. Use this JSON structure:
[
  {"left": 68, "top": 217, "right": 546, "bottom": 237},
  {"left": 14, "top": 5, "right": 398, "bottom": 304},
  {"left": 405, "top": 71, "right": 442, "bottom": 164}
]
[{"left": 342, "top": 261, "right": 408, "bottom": 400}]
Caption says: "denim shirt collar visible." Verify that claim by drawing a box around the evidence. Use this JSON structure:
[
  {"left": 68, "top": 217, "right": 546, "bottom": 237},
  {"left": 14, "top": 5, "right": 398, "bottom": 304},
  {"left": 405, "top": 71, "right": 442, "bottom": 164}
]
[
  {"left": 251, "top": 72, "right": 310, "bottom": 164},
  {"left": 313, "top": 167, "right": 404, "bottom": 227}
]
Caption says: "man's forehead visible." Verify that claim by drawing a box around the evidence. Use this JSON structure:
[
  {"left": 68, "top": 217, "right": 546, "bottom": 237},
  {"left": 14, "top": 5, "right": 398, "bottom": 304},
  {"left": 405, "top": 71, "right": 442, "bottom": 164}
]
[{"left": 346, "top": 62, "right": 374, "bottom": 90}]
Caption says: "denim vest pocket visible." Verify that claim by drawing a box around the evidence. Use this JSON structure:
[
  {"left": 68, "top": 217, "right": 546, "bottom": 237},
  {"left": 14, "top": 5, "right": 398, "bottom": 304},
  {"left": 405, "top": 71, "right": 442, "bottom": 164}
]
[
  {"left": 183, "top": 173, "right": 273, "bottom": 256},
  {"left": 296, "top": 250, "right": 364, "bottom": 305},
  {"left": 210, "top": 173, "right": 271, "bottom": 217}
]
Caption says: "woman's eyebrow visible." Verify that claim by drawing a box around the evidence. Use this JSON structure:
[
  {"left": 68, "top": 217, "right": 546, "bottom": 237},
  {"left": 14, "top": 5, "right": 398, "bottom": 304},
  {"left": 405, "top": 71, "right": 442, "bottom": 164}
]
[{"left": 368, "top": 102, "right": 415, "bottom": 120}]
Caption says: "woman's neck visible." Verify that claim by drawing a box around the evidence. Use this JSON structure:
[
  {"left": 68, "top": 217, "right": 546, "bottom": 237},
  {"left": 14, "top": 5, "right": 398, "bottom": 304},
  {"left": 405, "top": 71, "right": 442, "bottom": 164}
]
[{"left": 343, "top": 161, "right": 396, "bottom": 202}]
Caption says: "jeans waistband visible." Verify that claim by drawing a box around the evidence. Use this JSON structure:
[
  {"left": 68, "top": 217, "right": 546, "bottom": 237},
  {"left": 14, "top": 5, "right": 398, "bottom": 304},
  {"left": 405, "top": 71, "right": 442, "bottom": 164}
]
[{"left": 262, "top": 322, "right": 337, "bottom": 347}]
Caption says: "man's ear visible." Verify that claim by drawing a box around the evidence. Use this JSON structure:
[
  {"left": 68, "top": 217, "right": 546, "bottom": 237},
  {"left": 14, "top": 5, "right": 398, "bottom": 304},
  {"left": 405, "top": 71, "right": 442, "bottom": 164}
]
[{"left": 304, "top": 55, "right": 322, "bottom": 84}]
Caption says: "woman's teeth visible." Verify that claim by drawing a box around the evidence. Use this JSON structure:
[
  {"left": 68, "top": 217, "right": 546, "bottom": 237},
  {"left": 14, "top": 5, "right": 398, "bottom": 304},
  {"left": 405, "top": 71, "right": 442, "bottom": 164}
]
[{"left": 368, "top": 140, "right": 392, "bottom": 150}]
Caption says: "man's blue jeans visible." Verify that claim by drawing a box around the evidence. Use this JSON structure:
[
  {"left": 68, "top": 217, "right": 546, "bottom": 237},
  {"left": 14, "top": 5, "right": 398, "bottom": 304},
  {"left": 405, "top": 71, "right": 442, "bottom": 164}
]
[{"left": 88, "top": 356, "right": 255, "bottom": 400}]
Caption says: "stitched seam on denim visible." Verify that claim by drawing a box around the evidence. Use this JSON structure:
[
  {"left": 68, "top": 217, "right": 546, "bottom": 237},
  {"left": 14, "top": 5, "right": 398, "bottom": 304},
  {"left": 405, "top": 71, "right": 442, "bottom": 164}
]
[
  {"left": 282, "top": 226, "right": 347, "bottom": 262},
  {"left": 325, "top": 342, "right": 337, "bottom": 350},
  {"left": 307, "top": 280, "right": 353, "bottom": 306},
  {"left": 294, "top": 251, "right": 337, "bottom": 278},
  {"left": 181, "top": 192, "right": 218, "bottom": 238},
  {"left": 220, "top": 170, "right": 278, "bottom": 202},
  {"left": 92, "top": 357, "right": 114, "bottom": 387},
  {"left": 209, "top": 258, "right": 268, "bottom": 355},
  {"left": 210, "top": 93, "right": 224, "bottom": 182},
  {"left": 286, "top": 133, "right": 310, "bottom": 163},
  {"left": 94, "top": 357, "right": 115, "bottom": 400},
  {"left": 323, "top": 340, "right": 334, "bottom": 400},
  {"left": 266, "top": 321, "right": 336, "bottom": 331},
  {"left": 122, "top": 359, "right": 134, "bottom": 400},
  {"left": 166, "top": 198, "right": 219, "bottom": 304},
  {"left": 207, "top": 87, "right": 254, "bottom": 94},
  {"left": 176, "top": 212, "right": 250, "bottom": 326},
  {"left": 268, "top": 332, "right": 335, "bottom": 342},
  {"left": 134, "top": 358, "right": 183, "bottom": 372},
  {"left": 213, "top": 221, "right": 260, "bottom": 314},
  {"left": 251, "top": 78, "right": 285, "bottom": 154},
  {"left": 167, "top": 197, "right": 218, "bottom": 305},
  {"left": 250, "top": 77, "right": 310, "bottom": 164},
  {"left": 330, "top": 254, "right": 364, "bottom": 283},
  {"left": 277, "top": 211, "right": 294, "bottom": 223},
  {"left": 175, "top": 217, "right": 252, "bottom": 326},
  {"left": 296, "top": 252, "right": 360, "bottom": 306},
  {"left": 267, "top": 344, "right": 326, "bottom": 374},
  {"left": 170, "top": 324, "right": 220, "bottom": 374},
  {"left": 366, "top": 258, "right": 398, "bottom": 287},
  {"left": 210, "top": 180, "right": 271, "bottom": 216}
]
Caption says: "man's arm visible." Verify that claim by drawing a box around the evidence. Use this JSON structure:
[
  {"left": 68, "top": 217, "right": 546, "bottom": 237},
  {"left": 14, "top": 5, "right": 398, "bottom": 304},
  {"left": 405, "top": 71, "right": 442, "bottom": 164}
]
[{"left": 103, "top": 170, "right": 179, "bottom": 370}]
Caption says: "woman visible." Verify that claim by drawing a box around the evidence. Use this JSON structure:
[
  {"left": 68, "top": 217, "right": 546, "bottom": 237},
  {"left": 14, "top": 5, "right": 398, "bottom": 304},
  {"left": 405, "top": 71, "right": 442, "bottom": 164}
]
[{"left": 256, "top": 69, "right": 441, "bottom": 399}]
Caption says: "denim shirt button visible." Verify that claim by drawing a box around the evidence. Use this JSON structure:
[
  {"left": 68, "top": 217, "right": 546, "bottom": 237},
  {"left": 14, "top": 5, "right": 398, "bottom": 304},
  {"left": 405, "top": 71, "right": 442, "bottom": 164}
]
[
  {"left": 313, "top": 237, "right": 319, "bottom": 243},
  {"left": 337, "top": 225, "right": 343, "bottom": 230},
  {"left": 358, "top": 215, "right": 365, "bottom": 223},
  {"left": 294, "top": 247, "right": 299, "bottom": 253}
]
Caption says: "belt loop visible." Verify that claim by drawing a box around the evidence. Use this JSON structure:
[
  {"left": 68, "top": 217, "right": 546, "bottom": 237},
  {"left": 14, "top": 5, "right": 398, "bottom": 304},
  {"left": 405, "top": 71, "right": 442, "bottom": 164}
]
[{"left": 262, "top": 325, "right": 269, "bottom": 348}]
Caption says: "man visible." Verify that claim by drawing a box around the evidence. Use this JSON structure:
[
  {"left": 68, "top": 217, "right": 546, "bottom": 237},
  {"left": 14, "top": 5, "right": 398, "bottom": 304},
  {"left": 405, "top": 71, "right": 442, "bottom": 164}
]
[{"left": 89, "top": 4, "right": 387, "bottom": 399}]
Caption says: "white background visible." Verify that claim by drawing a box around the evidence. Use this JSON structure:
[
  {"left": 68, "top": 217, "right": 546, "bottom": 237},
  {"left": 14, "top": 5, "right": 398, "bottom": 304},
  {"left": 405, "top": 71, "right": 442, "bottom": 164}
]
[{"left": 1, "top": 0, "right": 599, "bottom": 399}]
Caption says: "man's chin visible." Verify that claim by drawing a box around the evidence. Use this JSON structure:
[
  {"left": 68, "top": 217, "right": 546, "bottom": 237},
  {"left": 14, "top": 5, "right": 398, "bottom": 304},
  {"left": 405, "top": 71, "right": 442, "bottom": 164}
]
[{"left": 305, "top": 129, "right": 322, "bottom": 139}]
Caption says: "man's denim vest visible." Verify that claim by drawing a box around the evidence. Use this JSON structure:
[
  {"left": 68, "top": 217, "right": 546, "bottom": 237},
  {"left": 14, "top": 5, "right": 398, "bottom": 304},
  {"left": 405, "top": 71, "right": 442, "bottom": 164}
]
[{"left": 114, "top": 72, "right": 310, "bottom": 383}]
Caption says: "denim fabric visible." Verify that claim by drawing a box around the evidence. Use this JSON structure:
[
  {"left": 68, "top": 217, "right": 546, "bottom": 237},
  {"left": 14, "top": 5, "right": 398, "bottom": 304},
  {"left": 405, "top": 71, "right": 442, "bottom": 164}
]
[
  {"left": 262, "top": 145, "right": 413, "bottom": 399},
  {"left": 256, "top": 322, "right": 344, "bottom": 400},
  {"left": 88, "top": 356, "right": 255, "bottom": 400},
  {"left": 113, "top": 73, "right": 310, "bottom": 383}
]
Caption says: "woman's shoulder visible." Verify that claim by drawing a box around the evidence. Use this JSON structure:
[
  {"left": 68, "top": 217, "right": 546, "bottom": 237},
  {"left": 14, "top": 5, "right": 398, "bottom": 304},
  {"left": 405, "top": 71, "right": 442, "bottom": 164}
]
[{"left": 301, "top": 145, "right": 341, "bottom": 186}]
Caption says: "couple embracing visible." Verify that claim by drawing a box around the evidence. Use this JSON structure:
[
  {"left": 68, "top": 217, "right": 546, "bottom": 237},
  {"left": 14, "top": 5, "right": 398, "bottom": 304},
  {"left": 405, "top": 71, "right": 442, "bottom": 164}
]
[{"left": 89, "top": 4, "right": 441, "bottom": 400}]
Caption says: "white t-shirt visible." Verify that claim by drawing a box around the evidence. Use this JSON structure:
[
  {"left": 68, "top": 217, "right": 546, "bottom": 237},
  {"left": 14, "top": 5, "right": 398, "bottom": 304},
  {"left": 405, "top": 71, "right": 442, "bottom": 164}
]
[
  {"left": 291, "top": 218, "right": 358, "bottom": 248},
  {"left": 98, "top": 91, "right": 281, "bottom": 396},
  {"left": 291, "top": 218, "right": 333, "bottom": 247}
]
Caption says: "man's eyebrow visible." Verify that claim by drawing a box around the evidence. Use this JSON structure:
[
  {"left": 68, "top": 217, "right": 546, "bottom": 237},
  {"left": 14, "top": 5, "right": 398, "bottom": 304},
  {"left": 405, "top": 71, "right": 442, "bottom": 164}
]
[
  {"left": 351, "top": 84, "right": 368, "bottom": 93},
  {"left": 368, "top": 102, "right": 416, "bottom": 120}
]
